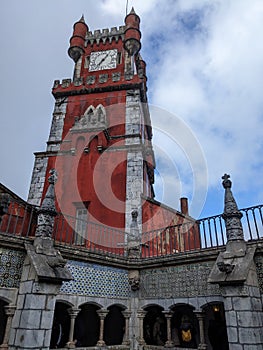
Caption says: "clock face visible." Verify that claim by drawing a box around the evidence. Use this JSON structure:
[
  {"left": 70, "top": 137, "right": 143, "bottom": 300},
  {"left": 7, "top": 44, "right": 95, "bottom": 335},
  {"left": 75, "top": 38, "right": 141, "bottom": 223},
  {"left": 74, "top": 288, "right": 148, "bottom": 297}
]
[{"left": 89, "top": 49, "right": 118, "bottom": 71}]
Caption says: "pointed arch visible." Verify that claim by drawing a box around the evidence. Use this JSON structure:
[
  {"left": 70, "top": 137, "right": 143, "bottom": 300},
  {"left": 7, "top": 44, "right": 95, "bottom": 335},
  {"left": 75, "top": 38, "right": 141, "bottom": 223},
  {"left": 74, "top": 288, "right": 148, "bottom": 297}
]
[
  {"left": 84, "top": 105, "right": 96, "bottom": 124},
  {"left": 96, "top": 104, "right": 106, "bottom": 123}
]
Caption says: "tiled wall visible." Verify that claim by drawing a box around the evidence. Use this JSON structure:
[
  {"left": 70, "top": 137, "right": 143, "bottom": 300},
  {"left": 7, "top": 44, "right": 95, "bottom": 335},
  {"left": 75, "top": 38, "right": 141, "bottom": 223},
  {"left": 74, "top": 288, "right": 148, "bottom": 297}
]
[
  {"left": 0, "top": 248, "right": 25, "bottom": 288},
  {"left": 61, "top": 260, "right": 130, "bottom": 298}
]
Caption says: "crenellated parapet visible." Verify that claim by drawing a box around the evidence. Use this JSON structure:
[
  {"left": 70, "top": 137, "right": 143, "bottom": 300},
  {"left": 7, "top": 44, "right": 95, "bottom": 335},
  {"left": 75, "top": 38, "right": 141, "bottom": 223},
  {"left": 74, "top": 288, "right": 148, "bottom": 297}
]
[{"left": 85, "top": 26, "right": 126, "bottom": 46}]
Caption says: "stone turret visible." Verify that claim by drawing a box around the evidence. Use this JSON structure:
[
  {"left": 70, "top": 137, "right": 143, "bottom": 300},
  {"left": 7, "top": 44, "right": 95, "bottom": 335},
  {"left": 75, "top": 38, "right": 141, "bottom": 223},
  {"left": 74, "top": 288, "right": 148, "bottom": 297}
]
[
  {"left": 124, "top": 7, "right": 141, "bottom": 56},
  {"left": 68, "top": 15, "right": 89, "bottom": 62}
]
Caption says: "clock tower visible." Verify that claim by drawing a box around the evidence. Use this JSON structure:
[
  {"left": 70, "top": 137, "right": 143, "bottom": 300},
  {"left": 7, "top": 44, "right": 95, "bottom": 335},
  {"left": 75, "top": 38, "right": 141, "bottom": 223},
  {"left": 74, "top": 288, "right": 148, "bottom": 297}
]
[
  {"left": 28, "top": 9, "right": 194, "bottom": 251},
  {"left": 28, "top": 9, "right": 155, "bottom": 234}
]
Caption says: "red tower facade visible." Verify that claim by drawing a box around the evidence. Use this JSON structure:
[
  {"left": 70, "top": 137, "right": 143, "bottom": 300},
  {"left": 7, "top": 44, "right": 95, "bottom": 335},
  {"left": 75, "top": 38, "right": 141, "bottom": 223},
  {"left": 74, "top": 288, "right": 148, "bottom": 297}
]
[{"left": 28, "top": 10, "right": 197, "bottom": 252}]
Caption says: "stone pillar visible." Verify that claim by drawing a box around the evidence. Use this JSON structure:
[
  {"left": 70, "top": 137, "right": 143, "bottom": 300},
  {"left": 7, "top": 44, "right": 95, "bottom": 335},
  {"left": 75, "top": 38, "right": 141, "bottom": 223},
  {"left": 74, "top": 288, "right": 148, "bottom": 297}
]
[
  {"left": 222, "top": 282, "right": 263, "bottom": 350},
  {"left": 8, "top": 257, "right": 62, "bottom": 350},
  {"left": 208, "top": 174, "right": 263, "bottom": 350},
  {"left": 122, "top": 311, "right": 132, "bottom": 345},
  {"left": 163, "top": 311, "right": 174, "bottom": 348},
  {"left": 96, "top": 309, "right": 108, "bottom": 346},
  {"left": 0, "top": 305, "right": 16, "bottom": 349},
  {"left": 137, "top": 310, "right": 146, "bottom": 345},
  {"left": 66, "top": 308, "right": 80, "bottom": 348},
  {"left": 194, "top": 311, "right": 207, "bottom": 350},
  {"left": 8, "top": 169, "right": 72, "bottom": 350}
]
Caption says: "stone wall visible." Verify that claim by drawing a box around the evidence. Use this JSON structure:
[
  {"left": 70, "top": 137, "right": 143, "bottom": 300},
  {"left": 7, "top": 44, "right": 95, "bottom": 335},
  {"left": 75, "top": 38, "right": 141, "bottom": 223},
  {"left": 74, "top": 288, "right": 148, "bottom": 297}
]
[
  {"left": 27, "top": 155, "right": 48, "bottom": 206},
  {"left": 125, "top": 89, "right": 144, "bottom": 232},
  {"left": 47, "top": 97, "right": 67, "bottom": 152}
]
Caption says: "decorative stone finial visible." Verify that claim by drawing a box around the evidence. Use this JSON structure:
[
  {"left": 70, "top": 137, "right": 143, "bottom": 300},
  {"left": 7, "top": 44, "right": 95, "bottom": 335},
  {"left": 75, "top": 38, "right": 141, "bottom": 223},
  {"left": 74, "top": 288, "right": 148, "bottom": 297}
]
[
  {"left": 222, "top": 174, "right": 244, "bottom": 241},
  {"left": 127, "top": 209, "right": 141, "bottom": 259},
  {"left": 35, "top": 169, "right": 58, "bottom": 238},
  {"left": 222, "top": 173, "right": 231, "bottom": 188}
]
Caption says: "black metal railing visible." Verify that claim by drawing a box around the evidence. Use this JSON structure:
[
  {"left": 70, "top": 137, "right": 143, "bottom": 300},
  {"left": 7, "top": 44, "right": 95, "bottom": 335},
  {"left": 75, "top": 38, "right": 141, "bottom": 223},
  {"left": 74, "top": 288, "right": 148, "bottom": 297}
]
[
  {"left": 52, "top": 213, "right": 127, "bottom": 256},
  {"left": 198, "top": 204, "right": 263, "bottom": 249},
  {"left": 142, "top": 204, "right": 263, "bottom": 257},
  {"left": 0, "top": 202, "right": 37, "bottom": 238},
  {"left": 0, "top": 202, "right": 262, "bottom": 258}
]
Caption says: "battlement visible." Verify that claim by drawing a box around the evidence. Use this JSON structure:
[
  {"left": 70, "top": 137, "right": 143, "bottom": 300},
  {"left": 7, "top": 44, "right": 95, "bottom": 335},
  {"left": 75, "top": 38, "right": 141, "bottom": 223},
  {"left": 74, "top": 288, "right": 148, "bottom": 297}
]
[{"left": 85, "top": 25, "right": 126, "bottom": 45}]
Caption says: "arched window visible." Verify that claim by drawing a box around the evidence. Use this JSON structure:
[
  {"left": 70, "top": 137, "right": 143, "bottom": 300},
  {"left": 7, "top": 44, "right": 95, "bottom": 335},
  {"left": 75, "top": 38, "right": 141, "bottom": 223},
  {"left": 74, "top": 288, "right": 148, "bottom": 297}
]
[
  {"left": 143, "top": 305, "right": 166, "bottom": 346},
  {"left": 86, "top": 107, "right": 95, "bottom": 124},
  {"left": 50, "top": 302, "right": 71, "bottom": 349},
  {"left": 74, "top": 304, "right": 100, "bottom": 347},
  {"left": 104, "top": 305, "right": 125, "bottom": 345},
  {"left": 96, "top": 105, "right": 106, "bottom": 123},
  {"left": 0, "top": 299, "right": 8, "bottom": 345},
  {"left": 171, "top": 304, "right": 199, "bottom": 348}
]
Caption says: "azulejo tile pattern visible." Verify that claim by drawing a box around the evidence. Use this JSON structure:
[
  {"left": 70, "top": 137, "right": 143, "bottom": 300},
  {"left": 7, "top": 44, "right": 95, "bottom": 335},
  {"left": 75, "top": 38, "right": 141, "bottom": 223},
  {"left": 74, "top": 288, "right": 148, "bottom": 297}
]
[
  {"left": 0, "top": 248, "right": 25, "bottom": 288},
  {"left": 60, "top": 260, "right": 130, "bottom": 298},
  {"left": 140, "top": 261, "right": 221, "bottom": 298},
  {"left": 255, "top": 254, "right": 263, "bottom": 294}
]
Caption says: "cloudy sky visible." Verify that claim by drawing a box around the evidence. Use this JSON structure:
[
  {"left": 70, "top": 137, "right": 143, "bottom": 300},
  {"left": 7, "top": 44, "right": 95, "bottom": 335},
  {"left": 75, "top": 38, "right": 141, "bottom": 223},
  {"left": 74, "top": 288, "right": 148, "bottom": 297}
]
[{"left": 1, "top": 0, "right": 263, "bottom": 218}]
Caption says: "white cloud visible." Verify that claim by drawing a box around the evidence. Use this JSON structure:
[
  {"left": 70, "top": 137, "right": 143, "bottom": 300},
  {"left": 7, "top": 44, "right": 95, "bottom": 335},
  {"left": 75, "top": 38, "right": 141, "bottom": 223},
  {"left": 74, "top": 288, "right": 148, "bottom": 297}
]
[
  {"left": 134, "top": 0, "right": 263, "bottom": 213},
  {"left": 0, "top": 0, "right": 262, "bottom": 217}
]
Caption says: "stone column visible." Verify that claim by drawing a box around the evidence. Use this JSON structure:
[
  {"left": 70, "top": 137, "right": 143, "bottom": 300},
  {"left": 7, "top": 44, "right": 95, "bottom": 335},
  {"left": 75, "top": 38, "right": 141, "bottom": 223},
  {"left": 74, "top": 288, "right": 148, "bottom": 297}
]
[
  {"left": 137, "top": 310, "right": 146, "bottom": 345},
  {"left": 122, "top": 310, "right": 132, "bottom": 345},
  {"left": 8, "top": 169, "right": 72, "bottom": 350},
  {"left": 0, "top": 305, "right": 16, "bottom": 349},
  {"left": 163, "top": 311, "right": 174, "bottom": 348},
  {"left": 208, "top": 174, "right": 263, "bottom": 349},
  {"left": 194, "top": 311, "right": 207, "bottom": 350},
  {"left": 96, "top": 309, "right": 108, "bottom": 346},
  {"left": 66, "top": 308, "right": 80, "bottom": 348}
]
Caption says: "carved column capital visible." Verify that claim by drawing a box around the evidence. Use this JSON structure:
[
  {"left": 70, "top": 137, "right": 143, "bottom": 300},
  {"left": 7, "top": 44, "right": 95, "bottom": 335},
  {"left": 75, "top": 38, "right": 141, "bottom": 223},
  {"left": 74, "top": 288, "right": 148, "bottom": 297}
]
[
  {"left": 97, "top": 309, "right": 109, "bottom": 319},
  {"left": 137, "top": 309, "right": 147, "bottom": 318},
  {"left": 68, "top": 307, "right": 80, "bottom": 318},
  {"left": 122, "top": 310, "right": 132, "bottom": 319},
  {"left": 4, "top": 304, "right": 16, "bottom": 317},
  {"left": 194, "top": 310, "right": 205, "bottom": 320},
  {"left": 162, "top": 310, "right": 173, "bottom": 319}
]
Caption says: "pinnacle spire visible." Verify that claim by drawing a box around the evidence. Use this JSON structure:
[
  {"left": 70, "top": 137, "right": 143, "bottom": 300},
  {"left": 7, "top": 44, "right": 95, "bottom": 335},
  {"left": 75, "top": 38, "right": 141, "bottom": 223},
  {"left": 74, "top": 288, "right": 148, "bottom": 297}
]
[
  {"left": 35, "top": 169, "right": 58, "bottom": 238},
  {"left": 222, "top": 174, "right": 244, "bottom": 241},
  {"left": 79, "top": 14, "right": 85, "bottom": 23},
  {"left": 130, "top": 7, "right": 136, "bottom": 14}
]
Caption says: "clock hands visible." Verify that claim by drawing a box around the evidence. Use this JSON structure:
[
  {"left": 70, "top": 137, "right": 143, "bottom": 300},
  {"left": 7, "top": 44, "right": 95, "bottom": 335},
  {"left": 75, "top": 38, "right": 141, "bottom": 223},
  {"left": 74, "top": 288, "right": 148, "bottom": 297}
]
[{"left": 97, "top": 52, "right": 110, "bottom": 67}]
